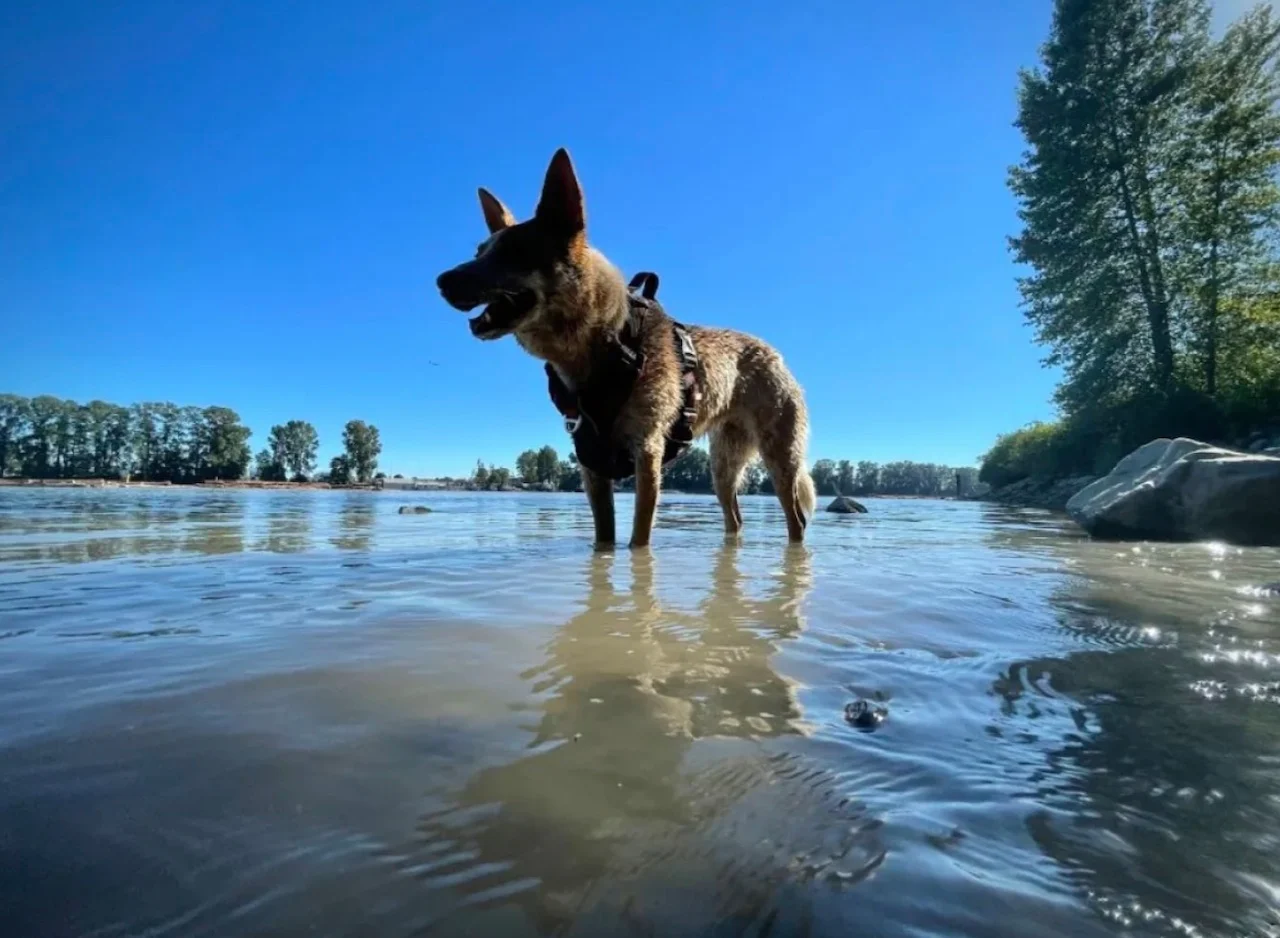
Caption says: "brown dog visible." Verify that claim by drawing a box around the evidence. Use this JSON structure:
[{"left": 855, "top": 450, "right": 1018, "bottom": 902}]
[{"left": 437, "top": 148, "right": 815, "bottom": 548}]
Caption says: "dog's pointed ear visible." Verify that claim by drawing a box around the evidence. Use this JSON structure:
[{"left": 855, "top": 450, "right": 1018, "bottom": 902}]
[
  {"left": 535, "top": 148, "right": 585, "bottom": 236},
  {"left": 478, "top": 187, "right": 515, "bottom": 234}
]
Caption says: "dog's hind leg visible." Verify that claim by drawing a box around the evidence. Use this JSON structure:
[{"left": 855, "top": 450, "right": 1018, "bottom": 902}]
[
  {"left": 581, "top": 466, "right": 616, "bottom": 547},
  {"left": 759, "top": 395, "right": 815, "bottom": 543},
  {"left": 710, "top": 422, "right": 753, "bottom": 535}
]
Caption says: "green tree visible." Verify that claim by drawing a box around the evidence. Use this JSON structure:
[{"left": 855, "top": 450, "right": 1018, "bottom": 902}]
[
  {"left": 534, "top": 445, "right": 561, "bottom": 486},
  {"left": 22, "top": 396, "right": 67, "bottom": 478},
  {"left": 515, "top": 449, "right": 540, "bottom": 483},
  {"left": 557, "top": 458, "right": 582, "bottom": 492},
  {"left": 130, "top": 403, "right": 160, "bottom": 480},
  {"left": 268, "top": 420, "right": 320, "bottom": 481},
  {"left": 255, "top": 448, "right": 286, "bottom": 482},
  {"left": 472, "top": 459, "right": 491, "bottom": 490},
  {"left": 343, "top": 420, "right": 381, "bottom": 483},
  {"left": 854, "top": 461, "right": 880, "bottom": 495},
  {"left": 1180, "top": 8, "right": 1280, "bottom": 400},
  {"left": 198, "top": 406, "right": 252, "bottom": 480},
  {"left": 328, "top": 454, "right": 352, "bottom": 485},
  {"left": 836, "top": 459, "right": 856, "bottom": 496},
  {"left": 489, "top": 466, "right": 511, "bottom": 489},
  {"left": 810, "top": 459, "right": 837, "bottom": 496},
  {"left": 663, "top": 446, "right": 712, "bottom": 492},
  {"left": 0, "top": 395, "right": 29, "bottom": 477},
  {"left": 1006, "top": 0, "right": 1280, "bottom": 465}
]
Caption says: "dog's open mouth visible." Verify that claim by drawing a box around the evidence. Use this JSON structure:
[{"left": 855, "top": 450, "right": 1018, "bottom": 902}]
[{"left": 469, "top": 290, "right": 536, "bottom": 339}]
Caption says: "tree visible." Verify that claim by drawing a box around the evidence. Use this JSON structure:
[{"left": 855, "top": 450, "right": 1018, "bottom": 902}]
[
  {"left": 0, "top": 395, "right": 29, "bottom": 477},
  {"left": 328, "top": 454, "right": 352, "bottom": 485},
  {"left": 268, "top": 420, "right": 320, "bottom": 481},
  {"left": 343, "top": 420, "right": 381, "bottom": 483},
  {"left": 255, "top": 448, "right": 286, "bottom": 482},
  {"left": 1180, "top": 8, "right": 1280, "bottom": 399},
  {"left": 1006, "top": 0, "right": 1280, "bottom": 460},
  {"left": 663, "top": 446, "right": 712, "bottom": 492},
  {"left": 22, "top": 396, "right": 66, "bottom": 478},
  {"left": 836, "top": 459, "right": 856, "bottom": 496},
  {"left": 472, "top": 459, "right": 491, "bottom": 490},
  {"left": 488, "top": 466, "right": 511, "bottom": 490},
  {"left": 855, "top": 461, "right": 880, "bottom": 495},
  {"left": 557, "top": 459, "right": 582, "bottom": 492},
  {"left": 810, "top": 459, "right": 837, "bottom": 495},
  {"left": 198, "top": 406, "right": 252, "bottom": 480},
  {"left": 533, "top": 445, "right": 561, "bottom": 486},
  {"left": 516, "top": 449, "right": 540, "bottom": 483},
  {"left": 743, "top": 459, "right": 766, "bottom": 495}
]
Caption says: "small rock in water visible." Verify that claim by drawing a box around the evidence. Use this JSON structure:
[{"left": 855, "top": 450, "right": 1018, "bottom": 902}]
[
  {"left": 398, "top": 505, "right": 432, "bottom": 515},
  {"left": 843, "top": 699, "right": 887, "bottom": 731},
  {"left": 826, "top": 496, "right": 868, "bottom": 514},
  {"left": 1260, "top": 582, "right": 1280, "bottom": 597}
]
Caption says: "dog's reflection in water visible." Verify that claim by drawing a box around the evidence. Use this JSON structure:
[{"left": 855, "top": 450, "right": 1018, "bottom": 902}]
[{"left": 409, "top": 544, "right": 817, "bottom": 935}]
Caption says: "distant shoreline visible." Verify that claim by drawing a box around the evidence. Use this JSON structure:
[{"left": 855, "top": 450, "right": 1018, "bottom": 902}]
[{"left": 0, "top": 478, "right": 965, "bottom": 501}]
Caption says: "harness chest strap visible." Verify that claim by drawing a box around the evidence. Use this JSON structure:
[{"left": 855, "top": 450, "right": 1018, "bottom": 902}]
[{"left": 544, "top": 271, "right": 701, "bottom": 480}]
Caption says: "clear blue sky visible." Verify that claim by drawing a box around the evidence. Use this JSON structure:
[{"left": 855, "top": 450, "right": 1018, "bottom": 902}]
[{"left": 2, "top": 0, "right": 1082, "bottom": 476}]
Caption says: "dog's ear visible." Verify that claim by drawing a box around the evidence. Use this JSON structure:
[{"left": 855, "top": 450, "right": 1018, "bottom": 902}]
[
  {"left": 478, "top": 187, "right": 515, "bottom": 234},
  {"left": 535, "top": 148, "right": 585, "bottom": 236}
]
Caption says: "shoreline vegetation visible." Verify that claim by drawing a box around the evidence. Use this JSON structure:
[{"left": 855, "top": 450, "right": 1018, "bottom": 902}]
[
  {"left": 975, "top": 0, "right": 1280, "bottom": 510},
  {"left": 0, "top": 394, "right": 985, "bottom": 502}
]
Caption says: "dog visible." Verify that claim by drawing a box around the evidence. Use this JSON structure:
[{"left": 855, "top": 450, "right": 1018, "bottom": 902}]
[{"left": 437, "top": 148, "right": 816, "bottom": 548}]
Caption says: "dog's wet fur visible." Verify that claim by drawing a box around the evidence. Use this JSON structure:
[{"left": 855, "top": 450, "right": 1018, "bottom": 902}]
[{"left": 437, "top": 148, "right": 816, "bottom": 548}]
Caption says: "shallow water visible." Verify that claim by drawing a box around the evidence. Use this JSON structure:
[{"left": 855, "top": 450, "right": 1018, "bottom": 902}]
[{"left": 2, "top": 489, "right": 1279, "bottom": 937}]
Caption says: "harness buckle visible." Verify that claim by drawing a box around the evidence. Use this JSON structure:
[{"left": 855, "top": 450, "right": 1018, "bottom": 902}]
[{"left": 564, "top": 414, "right": 583, "bottom": 436}]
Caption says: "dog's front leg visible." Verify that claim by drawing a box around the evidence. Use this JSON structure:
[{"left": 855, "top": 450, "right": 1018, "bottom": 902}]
[
  {"left": 581, "top": 466, "right": 616, "bottom": 547},
  {"left": 630, "top": 447, "right": 663, "bottom": 549}
]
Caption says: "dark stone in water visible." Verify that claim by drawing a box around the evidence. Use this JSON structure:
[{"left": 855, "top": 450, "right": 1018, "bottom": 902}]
[
  {"left": 1260, "top": 582, "right": 1280, "bottom": 597},
  {"left": 398, "top": 505, "right": 432, "bottom": 515},
  {"left": 843, "top": 699, "right": 887, "bottom": 731},
  {"left": 826, "top": 496, "right": 868, "bottom": 514}
]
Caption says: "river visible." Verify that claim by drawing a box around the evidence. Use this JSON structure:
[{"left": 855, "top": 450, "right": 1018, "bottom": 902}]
[{"left": 2, "top": 488, "right": 1278, "bottom": 937}]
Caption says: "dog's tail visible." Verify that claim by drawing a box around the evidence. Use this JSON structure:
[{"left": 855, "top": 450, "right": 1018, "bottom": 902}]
[{"left": 795, "top": 469, "right": 817, "bottom": 525}]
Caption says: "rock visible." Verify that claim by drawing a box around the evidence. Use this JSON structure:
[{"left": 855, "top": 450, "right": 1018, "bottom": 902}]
[
  {"left": 843, "top": 700, "right": 887, "bottom": 731},
  {"left": 1066, "top": 438, "right": 1280, "bottom": 546},
  {"left": 826, "top": 496, "right": 868, "bottom": 514},
  {"left": 398, "top": 505, "right": 432, "bottom": 515}
]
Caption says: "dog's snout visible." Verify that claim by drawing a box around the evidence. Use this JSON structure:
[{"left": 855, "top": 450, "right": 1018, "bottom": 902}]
[
  {"left": 436, "top": 268, "right": 462, "bottom": 296},
  {"left": 437, "top": 267, "right": 481, "bottom": 311}
]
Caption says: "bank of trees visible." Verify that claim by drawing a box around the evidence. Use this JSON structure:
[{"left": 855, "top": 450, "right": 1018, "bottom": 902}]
[
  {"left": 482, "top": 443, "right": 975, "bottom": 496},
  {"left": 985, "top": 0, "right": 1280, "bottom": 486},
  {"left": 0, "top": 394, "right": 381, "bottom": 485}
]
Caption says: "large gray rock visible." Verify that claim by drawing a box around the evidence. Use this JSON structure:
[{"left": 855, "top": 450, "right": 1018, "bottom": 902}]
[
  {"left": 1066, "top": 438, "right": 1280, "bottom": 545},
  {"left": 826, "top": 496, "right": 868, "bottom": 514}
]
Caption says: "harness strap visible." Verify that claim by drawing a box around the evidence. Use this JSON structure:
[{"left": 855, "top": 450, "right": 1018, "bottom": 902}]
[{"left": 545, "top": 271, "right": 700, "bottom": 481}]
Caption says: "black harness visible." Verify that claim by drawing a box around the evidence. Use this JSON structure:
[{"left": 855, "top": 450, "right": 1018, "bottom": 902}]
[{"left": 545, "top": 271, "right": 701, "bottom": 481}]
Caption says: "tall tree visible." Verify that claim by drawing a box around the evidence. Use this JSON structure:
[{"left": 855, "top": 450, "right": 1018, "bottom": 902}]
[
  {"left": 1010, "top": 0, "right": 1212, "bottom": 406},
  {"left": 0, "top": 395, "right": 29, "bottom": 477},
  {"left": 515, "top": 449, "right": 540, "bottom": 483},
  {"left": 342, "top": 420, "right": 381, "bottom": 483},
  {"left": 268, "top": 420, "right": 320, "bottom": 481},
  {"left": 810, "top": 459, "right": 837, "bottom": 495},
  {"left": 534, "top": 445, "right": 561, "bottom": 486},
  {"left": 198, "top": 407, "right": 252, "bottom": 480},
  {"left": 1179, "top": 7, "right": 1280, "bottom": 398}
]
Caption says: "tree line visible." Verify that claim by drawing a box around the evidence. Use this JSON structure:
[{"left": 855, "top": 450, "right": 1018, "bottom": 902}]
[
  {"left": 474, "top": 445, "right": 979, "bottom": 497},
  {"left": 0, "top": 394, "right": 382, "bottom": 484},
  {"left": 983, "top": 0, "right": 1280, "bottom": 487}
]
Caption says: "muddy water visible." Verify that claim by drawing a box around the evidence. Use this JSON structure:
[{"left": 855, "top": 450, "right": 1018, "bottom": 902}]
[{"left": 1, "top": 489, "right": 1279, "bottom": 937}]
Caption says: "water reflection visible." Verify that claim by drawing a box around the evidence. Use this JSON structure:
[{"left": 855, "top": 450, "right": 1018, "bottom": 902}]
[
  {"left": 331, "top": 496, "right": 376, "bottom": 552},
  {"left": 259, "top": 499, "right": 314, "bottom": 554},
  {"left": 405, "top": 544, "right": 816, "bottom": 933},
  {"left": 986, "top": 519, "right": 1280, "bottom": 937}
]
